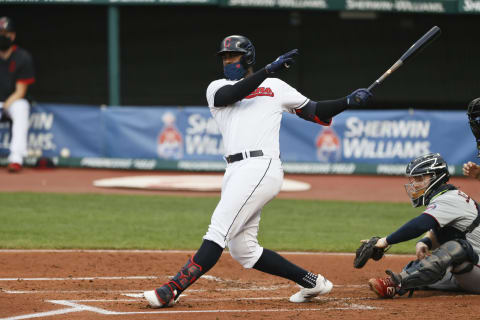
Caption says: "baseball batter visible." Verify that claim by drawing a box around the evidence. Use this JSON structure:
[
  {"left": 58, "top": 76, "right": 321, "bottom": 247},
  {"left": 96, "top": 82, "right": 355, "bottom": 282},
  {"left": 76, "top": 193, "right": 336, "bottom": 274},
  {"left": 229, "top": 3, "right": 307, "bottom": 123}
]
[
  {"left": 144, "top": 35, "right": 372, "bottom": 308},
  {"left": 368, "top": 153, "right": 480, "bottom": 298},
  {"left": 0, "top": 17, "right": 34, "bottom": 173}
]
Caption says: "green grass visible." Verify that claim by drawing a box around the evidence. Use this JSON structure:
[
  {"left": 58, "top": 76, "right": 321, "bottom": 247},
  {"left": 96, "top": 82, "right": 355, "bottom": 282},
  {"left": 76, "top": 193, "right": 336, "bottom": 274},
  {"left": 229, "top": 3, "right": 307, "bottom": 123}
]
[{"left": 0, "top": 192, "right": 424, "bottom": 253}]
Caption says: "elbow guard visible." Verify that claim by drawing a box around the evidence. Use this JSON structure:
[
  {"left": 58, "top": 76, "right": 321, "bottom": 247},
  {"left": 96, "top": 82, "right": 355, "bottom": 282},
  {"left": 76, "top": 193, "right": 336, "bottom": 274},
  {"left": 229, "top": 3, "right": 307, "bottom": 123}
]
[{"left": 295, "top": 101, "right": 331, "bottom": 125}]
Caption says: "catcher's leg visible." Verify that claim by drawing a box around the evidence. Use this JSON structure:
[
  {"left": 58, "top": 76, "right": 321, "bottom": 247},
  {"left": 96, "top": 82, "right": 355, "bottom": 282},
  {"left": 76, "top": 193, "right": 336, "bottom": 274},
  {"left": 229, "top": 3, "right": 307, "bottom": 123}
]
[
  {"left": 452, "top": 265, "right": 480, "bottom": 293},
  {"left": 399, "top": 260, "right": 460, "bottom": 291},
  {"left": 388, "top": 239, "right": 479, "bottom": 291}
]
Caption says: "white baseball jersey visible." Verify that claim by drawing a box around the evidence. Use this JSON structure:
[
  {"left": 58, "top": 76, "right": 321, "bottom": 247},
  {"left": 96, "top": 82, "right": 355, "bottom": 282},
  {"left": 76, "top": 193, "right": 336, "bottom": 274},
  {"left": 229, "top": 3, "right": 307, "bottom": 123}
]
[
  {"left": 206, "top": 77, "right": 309, "bottom": 158},
  {"left": 424, "top": 189, "right": 480, "bottom": 255},
  {"left": 202, "top": 76, "right": 320, "bottom": 268}
]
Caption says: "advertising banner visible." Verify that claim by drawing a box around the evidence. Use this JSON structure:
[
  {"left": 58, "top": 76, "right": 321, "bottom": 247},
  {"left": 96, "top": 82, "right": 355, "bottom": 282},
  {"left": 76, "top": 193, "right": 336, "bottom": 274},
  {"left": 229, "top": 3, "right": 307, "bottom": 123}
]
[
  {"left": 0, "top": 104, "right": 476, "bottom": 174},
  {"left": 281, "top": 110, "right": 475, "bottom": 165}
]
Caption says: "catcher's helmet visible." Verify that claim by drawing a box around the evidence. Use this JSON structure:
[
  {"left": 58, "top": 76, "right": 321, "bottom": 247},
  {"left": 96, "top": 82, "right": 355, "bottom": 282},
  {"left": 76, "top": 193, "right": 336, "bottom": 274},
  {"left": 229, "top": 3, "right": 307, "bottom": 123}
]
[
  {"left": 0, "top": 17, "right": 15, "bottom": 32},
  {"left": 467, "top": 97, "right": 480, "bottom": 157},
  {"left": 217, "top": 35, "right": 256, "bottom": 67},
  {"left": 404, "top": 153, "right": 449, "bottom": 207}
]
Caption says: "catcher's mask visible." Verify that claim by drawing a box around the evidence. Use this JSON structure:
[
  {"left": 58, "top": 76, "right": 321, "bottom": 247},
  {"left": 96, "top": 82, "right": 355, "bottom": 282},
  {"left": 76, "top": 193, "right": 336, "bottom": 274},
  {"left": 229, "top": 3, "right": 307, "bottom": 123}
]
[
  {"left": 404, "top": 153, "right": 449, "bottom": 207},
  {"left": 467, "top": 97, "right": 480, "bottom": 157}
]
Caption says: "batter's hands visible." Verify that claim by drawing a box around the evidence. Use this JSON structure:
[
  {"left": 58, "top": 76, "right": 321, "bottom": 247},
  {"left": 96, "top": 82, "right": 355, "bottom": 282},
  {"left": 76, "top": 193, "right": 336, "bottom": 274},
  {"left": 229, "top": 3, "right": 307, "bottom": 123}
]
[
  {"left": 265, "top": 49, "right": 299, "bottom": 74},
  {"left": 463, "top": 161, "right": 480, "bottom": 180},
  {"left": 347, "top": 88, "right": 372, "bottom": 107},
  {"left": 416, "top": 241, "right": 430, "bottom": 260}
]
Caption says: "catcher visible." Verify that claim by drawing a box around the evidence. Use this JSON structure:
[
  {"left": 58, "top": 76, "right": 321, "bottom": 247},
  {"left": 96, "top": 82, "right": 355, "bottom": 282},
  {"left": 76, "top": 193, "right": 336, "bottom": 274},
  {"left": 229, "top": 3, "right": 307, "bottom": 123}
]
[{"left": 356, "top": 153, "right": 480, "bottom": 298}]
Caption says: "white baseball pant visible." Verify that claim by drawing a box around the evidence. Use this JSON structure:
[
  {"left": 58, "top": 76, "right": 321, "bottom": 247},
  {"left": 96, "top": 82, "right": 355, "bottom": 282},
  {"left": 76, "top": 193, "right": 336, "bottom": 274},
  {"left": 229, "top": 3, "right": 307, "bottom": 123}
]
[
  {"left": 0, "top": 99, "right": 30, "bottom": 164},
  {"left": 203, "top": 157, "right": 283, "bottom": 268}
]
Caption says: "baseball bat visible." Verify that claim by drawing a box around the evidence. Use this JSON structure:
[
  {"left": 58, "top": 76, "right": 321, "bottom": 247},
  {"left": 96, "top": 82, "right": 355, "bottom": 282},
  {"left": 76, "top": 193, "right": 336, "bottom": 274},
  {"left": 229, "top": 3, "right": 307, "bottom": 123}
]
[{"left": 367, "top": 26, "right": 441, "bottom": 92}]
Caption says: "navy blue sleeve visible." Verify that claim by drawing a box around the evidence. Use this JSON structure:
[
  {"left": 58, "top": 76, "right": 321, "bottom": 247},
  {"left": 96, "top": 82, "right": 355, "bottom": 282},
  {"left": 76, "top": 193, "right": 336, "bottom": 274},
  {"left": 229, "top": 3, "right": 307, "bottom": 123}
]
[
  {"left": 213, "top": 68, "right": 268, "bottom": 107},
  {"left": 295, "top": 98, "right": 348, "bottom": 125},
  {"left": 386, "top": 214, "right": 439, "bottom": 245}
]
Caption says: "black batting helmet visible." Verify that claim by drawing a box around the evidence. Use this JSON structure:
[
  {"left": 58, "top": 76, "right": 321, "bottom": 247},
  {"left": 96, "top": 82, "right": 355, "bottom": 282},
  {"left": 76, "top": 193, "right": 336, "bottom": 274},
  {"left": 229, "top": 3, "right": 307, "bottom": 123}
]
[
  {"left": 0, "top": 17, "right": 15, "bottom": 32},
  {"left": 217, "top": 35, "right": 256, "bottom": 67},
  {"left": 467, "top": 97, "right": 480, "bottom": 157},
  {"left": 404, "top": 153, "right": 449, "bottom": 207}
]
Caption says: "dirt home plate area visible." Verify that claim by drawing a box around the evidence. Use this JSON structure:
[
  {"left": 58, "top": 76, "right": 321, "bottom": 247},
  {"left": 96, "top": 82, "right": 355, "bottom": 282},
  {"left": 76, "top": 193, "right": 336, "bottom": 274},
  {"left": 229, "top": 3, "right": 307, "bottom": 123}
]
[{"left": 1, "top": 168, "right": 480, "bottom": 319}]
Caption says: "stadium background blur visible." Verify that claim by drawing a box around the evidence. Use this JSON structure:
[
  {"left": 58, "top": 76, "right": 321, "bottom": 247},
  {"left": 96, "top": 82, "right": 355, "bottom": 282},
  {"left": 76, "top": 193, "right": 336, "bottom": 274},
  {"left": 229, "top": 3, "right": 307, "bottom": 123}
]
[{"left": 2, "top": 4, "right": 478, "bottom": 109}]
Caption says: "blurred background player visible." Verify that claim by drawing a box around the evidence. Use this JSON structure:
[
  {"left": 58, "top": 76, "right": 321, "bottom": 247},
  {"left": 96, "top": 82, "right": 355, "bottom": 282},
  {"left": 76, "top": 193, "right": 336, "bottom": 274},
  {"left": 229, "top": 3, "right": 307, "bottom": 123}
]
[
  {"left": 143, "top": 35, "right": 372, "bottom": 308},
  {"left": 366, "top": 153, "right": 480, "bottom": 298},
  {"left": 463, "top": 97, "right": 480, "bottom": 181},
  {"left": 0, "top": 16, "right": 35, "bottom": 173}
]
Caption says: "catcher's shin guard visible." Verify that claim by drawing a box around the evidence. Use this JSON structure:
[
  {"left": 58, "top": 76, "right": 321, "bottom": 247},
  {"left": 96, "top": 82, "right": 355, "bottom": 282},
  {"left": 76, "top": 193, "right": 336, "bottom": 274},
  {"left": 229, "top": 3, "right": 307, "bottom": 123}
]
[{"left": 392, "top": 240, "right": 478, "bottom": 290}]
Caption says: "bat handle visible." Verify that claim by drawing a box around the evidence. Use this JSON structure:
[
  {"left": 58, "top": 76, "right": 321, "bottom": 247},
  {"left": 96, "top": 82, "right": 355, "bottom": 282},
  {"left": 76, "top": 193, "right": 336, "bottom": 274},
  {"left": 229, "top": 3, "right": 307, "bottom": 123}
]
[
  {"left": 367, "top": 60, "right": 403, "bottom": 93},
  {"left": 368, "top": 81, "right": 379, "bottom": 92}
]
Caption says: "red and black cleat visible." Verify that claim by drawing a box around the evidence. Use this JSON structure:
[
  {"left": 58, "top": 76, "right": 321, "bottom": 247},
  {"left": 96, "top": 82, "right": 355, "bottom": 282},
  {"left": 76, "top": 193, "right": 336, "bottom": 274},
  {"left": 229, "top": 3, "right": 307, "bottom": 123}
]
[
  {"left": 368, "top": 276, "right": 399, "bottom": 298},
  {"left": 7, "top": 162, "right": 22, "bottom": 173}
]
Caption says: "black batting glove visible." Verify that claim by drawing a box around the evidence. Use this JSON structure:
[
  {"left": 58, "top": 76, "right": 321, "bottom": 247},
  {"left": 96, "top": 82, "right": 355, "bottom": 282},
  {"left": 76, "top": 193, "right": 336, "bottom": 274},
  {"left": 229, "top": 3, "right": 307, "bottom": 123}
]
[
  {"left": 265, "top": 49, "right": 299, "bottom": 74},
  {"left": 347, "top": 88, "right": 373, "bottom": 107}
]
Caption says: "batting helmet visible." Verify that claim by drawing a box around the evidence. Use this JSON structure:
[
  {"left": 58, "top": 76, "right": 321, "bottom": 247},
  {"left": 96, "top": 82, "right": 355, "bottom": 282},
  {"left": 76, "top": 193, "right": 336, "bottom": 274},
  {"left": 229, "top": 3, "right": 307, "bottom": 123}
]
[
  {"left": 217, "top": 35, "right": 256, "bottom": 67},
  {"left": 467, "top": 97, "right": 480, "bottom": 157},
  {"left": 0, "top": 17, "right": 15, "bottom": 32},
  {"left": 404, "top": 153, "right": 450, "bottom": 207}
]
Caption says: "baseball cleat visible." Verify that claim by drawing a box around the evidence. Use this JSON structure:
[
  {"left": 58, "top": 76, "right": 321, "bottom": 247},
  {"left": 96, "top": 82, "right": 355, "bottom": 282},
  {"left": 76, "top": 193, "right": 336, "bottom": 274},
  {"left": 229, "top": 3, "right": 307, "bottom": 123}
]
[
  {"left": 7, "top": 162, "right": 22, "bottom": 173},
  {"left": 368, "top": 276, "right": 398, "bottom": 298},
  {"left": 289, "top": 274, "right": 333, "bottom": 303},
  {"left": 143, "top": 283, "right": 178, "bottom": 308}
]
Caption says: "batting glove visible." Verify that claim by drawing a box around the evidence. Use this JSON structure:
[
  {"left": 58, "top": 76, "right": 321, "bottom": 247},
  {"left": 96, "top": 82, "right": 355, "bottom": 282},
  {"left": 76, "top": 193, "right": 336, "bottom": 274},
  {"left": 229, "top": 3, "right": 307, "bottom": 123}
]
[
  {"left": 347, "top": 88, "right": 372, "bottom": 107},
  {"left": 265, "top": 49, "right": 299, "bottom": 74}
]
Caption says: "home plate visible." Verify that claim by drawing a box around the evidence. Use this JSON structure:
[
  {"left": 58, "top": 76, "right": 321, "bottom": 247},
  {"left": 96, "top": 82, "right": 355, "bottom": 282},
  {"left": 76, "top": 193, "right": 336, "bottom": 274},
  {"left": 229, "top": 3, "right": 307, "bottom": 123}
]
[{"left": 93, "top": 175, "right": 310, "bottom": 192}]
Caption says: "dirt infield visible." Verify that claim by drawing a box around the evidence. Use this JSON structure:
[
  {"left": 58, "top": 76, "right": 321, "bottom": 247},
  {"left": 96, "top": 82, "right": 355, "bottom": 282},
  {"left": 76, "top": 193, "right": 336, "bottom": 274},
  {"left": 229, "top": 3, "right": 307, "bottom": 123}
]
[
  {"left": 1, "top": 168, "right": 480, "bottom": 319},
  {"left": 1, "top": 251, "right": 480, "bottom": 320}
]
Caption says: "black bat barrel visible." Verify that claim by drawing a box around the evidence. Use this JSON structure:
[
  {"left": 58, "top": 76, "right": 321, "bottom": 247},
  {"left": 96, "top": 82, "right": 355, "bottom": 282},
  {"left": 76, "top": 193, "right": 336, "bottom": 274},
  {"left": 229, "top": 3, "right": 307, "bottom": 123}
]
[{"left": 399, "top": 26, "right": 441, "bottom": 64}]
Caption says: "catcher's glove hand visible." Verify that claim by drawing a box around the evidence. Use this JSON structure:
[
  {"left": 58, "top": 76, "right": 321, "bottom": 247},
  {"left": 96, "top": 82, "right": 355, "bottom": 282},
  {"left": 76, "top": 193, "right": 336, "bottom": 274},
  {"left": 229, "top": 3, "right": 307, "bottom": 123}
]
[{"left": 353, "top": 236, "right": 388, "bottom": 269}]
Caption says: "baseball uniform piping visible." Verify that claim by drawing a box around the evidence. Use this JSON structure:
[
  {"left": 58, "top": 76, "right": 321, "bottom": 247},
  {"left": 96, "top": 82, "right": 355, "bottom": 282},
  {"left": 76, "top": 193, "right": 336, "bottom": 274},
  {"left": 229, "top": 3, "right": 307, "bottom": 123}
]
[{"left": 224, "top": 158, "right": 272, "bottom": 241}]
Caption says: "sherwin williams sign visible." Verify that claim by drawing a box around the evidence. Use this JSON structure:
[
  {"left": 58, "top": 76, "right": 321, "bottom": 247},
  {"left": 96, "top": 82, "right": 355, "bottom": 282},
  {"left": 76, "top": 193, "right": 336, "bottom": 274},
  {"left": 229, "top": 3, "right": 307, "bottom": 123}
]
[
  {"left": 0, "top": 104, "right": 475, "bottom": 169},
  {"left": 281, "top": 110, "right": 474, "bottom": 165}
]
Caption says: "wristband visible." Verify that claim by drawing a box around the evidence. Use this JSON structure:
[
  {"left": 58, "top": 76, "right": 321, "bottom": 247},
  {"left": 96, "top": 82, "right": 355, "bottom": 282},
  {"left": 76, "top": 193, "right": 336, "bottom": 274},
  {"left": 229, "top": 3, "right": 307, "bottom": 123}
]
[{"left": 417, "top": 237, "right": 432, "bottom": 250}]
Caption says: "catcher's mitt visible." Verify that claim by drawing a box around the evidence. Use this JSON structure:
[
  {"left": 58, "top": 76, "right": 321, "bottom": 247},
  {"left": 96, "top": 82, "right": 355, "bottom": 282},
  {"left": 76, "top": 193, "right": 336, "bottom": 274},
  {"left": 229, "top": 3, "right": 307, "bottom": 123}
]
[{"left": 353, "top": 237, "right": 387, "bottom": 269}]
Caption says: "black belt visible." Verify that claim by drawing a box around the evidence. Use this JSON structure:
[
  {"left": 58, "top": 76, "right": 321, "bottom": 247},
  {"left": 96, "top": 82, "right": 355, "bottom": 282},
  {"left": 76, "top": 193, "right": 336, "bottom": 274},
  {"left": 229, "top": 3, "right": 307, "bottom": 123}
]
[{"left": 225, "top": 150, "right": 264, "bottom": 164}]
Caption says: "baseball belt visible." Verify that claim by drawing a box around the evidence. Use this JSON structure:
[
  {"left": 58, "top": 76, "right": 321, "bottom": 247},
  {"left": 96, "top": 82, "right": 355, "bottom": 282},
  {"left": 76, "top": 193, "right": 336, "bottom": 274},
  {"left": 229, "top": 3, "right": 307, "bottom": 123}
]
[{"left": 225, "top": 150, "right": 264, "bottom": 164}]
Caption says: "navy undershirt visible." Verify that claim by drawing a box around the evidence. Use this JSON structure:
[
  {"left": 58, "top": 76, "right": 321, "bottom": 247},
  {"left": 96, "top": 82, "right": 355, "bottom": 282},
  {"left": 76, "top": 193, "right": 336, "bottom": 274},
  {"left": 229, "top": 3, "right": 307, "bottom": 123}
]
[
  {"left": 213, "top": 67, "right": 349, "bottom": 123},
  {"left": 214, "top": 68, "right": 269, "bottom": 107},
  {"left": 386, "top": 214, "right": 439, "bottom": 245}
]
